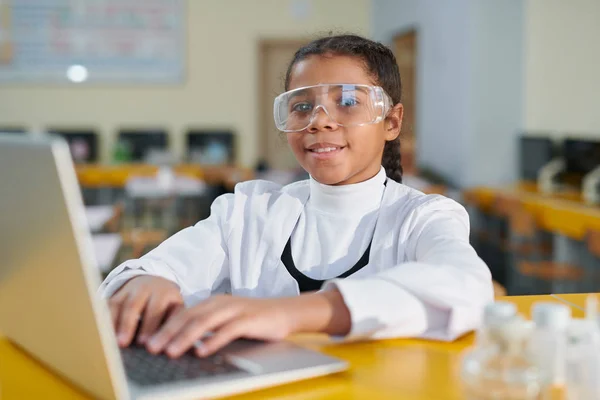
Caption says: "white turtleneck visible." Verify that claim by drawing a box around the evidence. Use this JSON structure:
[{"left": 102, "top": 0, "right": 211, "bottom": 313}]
[{"left": 290, "top": 167, "right": 386, "bottom": 280}]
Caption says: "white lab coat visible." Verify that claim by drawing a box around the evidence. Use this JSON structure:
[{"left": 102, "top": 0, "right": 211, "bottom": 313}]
[{"left": 100, "top": 177, "right": 493, "bottom": 341}]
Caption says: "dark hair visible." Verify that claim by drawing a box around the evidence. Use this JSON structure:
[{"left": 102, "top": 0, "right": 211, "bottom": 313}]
[{"left": 284, "top": 34, "right": 403, "bottom": 183}]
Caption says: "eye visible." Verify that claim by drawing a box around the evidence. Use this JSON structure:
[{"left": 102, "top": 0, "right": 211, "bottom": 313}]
[
  {"left": 291, "top": 102, "right": 313, "bottom": 113},
  {"left": 338, "top": 95, "right": 359, "bottom": 107}
]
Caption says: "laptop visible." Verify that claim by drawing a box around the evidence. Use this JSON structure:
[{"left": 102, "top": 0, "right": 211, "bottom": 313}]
[{"left": 0, "top": 135, "right": 348, "bottom": 400}]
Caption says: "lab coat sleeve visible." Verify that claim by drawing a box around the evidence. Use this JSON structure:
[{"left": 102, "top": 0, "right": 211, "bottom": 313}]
[
  {"left": 98, "top": 193, "right": 234, "bottom": 301},
  {"left": 323, "top": 198, "right": 494, "bottom": 341}
]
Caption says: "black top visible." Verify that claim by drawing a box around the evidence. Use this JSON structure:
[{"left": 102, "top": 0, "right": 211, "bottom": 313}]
[{"left": 280, "top": 237, "right": 372, "bottom": 292}]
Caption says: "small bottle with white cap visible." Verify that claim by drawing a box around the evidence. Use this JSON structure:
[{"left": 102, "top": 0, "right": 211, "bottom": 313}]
[
  {"left": 477, "top": 301, "right": 518, "bottom": 348},
  {"left": 529, "top": 302, "right": 571, "bottom": 400},
  {"left": 564, "top": 295, "right": 600, "bottom": 399},
  {"left": 461, "top": 302, "right": 541, "bottom": 399}
]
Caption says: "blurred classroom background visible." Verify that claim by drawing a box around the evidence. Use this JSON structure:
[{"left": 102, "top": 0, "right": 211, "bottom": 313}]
[{"left": 1, "top": 0, "right": 598, "bottom": 296}]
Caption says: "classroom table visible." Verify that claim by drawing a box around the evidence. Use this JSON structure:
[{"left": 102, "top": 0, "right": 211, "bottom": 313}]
[
  {"left": 549, "top": 293, "right": 590, "bottom": 312},
  {"left": 0, "top": 293, "right": 590, "bottom": 400},
  {"left": 85, "top": 206, "right": 116, "bottom": 233},
  {"left": 463, "top": 183, "right": 600, "bottom": 241},
  {"left": 125, "top": 175, "right": 207, "bottom": 199},
  {"left": 91, "top": 233, "right": 123, "bottom": 273},
  {"left": 75, "top": 164, "right": 254, "bottom": 193}
]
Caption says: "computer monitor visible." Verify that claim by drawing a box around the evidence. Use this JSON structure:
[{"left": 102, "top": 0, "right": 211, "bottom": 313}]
[
  {"left": 0, "top": 127, "right": 26, "bottom": 135},
  {"left": 186, "top": 129, "right": 235, "bottom": 165},
  {"left": 47, "top": 128, "right": 99, "bottom": 163},
  {"left": 117, "top": 129, "right": 168, "bottom": 162},
  {"left": 564, "top": 138, "right": 600, "bottom": 176},
  {"left": 519, "top": 136, "right": 556, "bottom": 181}
]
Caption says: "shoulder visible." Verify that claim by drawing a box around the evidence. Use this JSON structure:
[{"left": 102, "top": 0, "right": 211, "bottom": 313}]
[
  {"left": 232, "top": 178, "right": 309, "bottom": 200},
  {"left": 232, "top": 179, "right": 284, "bottom": 198},
  {"left": 218, "top": 179, "right": 309, "bottom": 216},
  {"left": 209, "top": 179, "right": 309, "bottom": 233},
  {"left": 384, "top": 179, "right": 468, "bottom": 225},
  {"left": 381, "top": 180, "right": 473, "bottom": 250}
]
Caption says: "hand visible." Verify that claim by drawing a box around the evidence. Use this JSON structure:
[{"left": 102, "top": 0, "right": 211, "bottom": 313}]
[
  {"left": 146, "top": 290, "right": 352, "bottom": 358},
  {"left": 108, "top": 275, "right": 184, "bottom": 348},
  {"left": 146, "top": 295, "right": 292, "bottom": 358}
]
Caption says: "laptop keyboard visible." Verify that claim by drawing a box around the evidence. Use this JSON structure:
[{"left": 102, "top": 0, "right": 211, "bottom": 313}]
[{"left": 121, "top": 345, "right": 245, "bottom": 386}]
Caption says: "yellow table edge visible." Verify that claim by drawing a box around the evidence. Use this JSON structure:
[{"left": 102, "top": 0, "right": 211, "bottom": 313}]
[
  {"left": 0, "top": 293, "right": 593, "bottom": 400},
  {"left": 464, "top": 184, "right": 600, "bottom": 240}
]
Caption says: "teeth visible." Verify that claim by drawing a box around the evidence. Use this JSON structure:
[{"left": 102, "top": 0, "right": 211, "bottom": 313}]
[{"left": 313, "top": 147, "right": 338, "bottom": 153}]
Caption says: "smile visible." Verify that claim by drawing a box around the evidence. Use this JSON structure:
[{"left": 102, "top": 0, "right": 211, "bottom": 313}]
[
  {"left": 310, "top": 147, "right": 340, "bottom": 153},
  {"left": 306, "top": 146, "right": 345, "bottom": 159}
]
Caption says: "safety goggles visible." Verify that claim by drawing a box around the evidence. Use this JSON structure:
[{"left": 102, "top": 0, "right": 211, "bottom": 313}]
[{"left": 273, "top": 83, "right": 393, "bottom": 133}]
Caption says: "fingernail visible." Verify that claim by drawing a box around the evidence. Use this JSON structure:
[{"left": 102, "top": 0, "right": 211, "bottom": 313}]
[
  {"left": 118, "top": 333, "right": 128, "bottom": 345},
  {"left": 148, "top": 336, "right": 160, "bottom": 351},
  {"left": 195, "top": 341, "right": 206, "bottom": 357},
  {"left": 138, "top": 334, "right": 148, "bottom": 344},
  {"left": 167, "top": 344, "right": 180, "bottom": 356}
]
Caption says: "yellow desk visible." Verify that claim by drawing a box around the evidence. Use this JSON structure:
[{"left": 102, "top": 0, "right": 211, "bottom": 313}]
[
  {"left": 0, "top": 294, "right": 588, "bottom": 400},
  {"left": 75, "top": 164, "right": 255, "bottom": 192},
  {"left": 464, "top": 184, "right": 600, "bottom": 240},
  {"left": 552, "top": 293, "right": 597, "bottom": 312}
]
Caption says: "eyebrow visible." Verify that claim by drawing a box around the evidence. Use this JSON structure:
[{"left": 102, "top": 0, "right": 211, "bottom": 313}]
[
  {"left": 286, "top": 85, "right": 370, "bottom": 101},
  {"left": 287, "top": 87, "right": 319, "bottom": 102},
  {"left": 339, "top": 85, "right": 370, "bottom": 94}
]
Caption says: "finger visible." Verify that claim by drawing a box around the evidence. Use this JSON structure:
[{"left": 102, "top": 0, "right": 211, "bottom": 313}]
[
  {"left": 197, "top": 320, "right": 247, "bottom": 357},
  {"left": 111, "top": 283, "right": 131, "bottom": 300},
  {"left": 174, "top": 295, "right": 224, "bottom": 317},
  {"left": 165, "top": 302, "right": 185, "bottom": 321},
  {"left": 108, "top": 296, "right": 124, "bottom": 332},
  {"left": 147, "top": 308, "right": 193, "bottom": 354},
  {"left": 117, "top": 290, "right": 150, "bottom": 347},
  {"left": 147, "top": 297, "right": 229, "bottom": 354},
  {"left": 137, "top": 294, "right": 182, "bottom": 345},
  {"left": 107, "top": 286, "right": 130, "bottom": 329},
  {"left": 165, "top": 307, "right": 239, "bottom": 358}
]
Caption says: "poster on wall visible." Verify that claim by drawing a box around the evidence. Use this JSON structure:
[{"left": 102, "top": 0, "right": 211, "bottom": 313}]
[{"left": 0, "top": 0, "right": 185, "bottom": 83}]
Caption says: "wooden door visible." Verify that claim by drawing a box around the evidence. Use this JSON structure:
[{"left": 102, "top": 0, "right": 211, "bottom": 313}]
[
  {"left": 394, "top": 30, "right": 417, "bottom": 175},
  {"left": 0, "top": 2, "right": 13, "bottom": 64},
  {"left": 259, "top": 40, "right": 308, "bottom": 170}
]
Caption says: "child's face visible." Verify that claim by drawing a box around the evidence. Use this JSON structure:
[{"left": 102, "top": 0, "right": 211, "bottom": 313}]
[{"left": 286, "top": 55, "right": 402, "bottom": 186}]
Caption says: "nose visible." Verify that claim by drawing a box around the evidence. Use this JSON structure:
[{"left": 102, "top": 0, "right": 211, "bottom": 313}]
[{"left": 306, "top": 106, "right": 339, "bottom": 133}]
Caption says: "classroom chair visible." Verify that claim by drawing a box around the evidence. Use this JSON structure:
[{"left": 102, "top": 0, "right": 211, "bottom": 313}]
[
  {"left": 104, "top": 203, "right": 124, "bottom": 233},
  {"left": 493, "top": 195, "right": 554, "bottom": 294},
  {"left": 505, "top": 201, "right": 585, "bottom": 295},
  {"left": 175, "top": 193, "right": 214, "bottom": 231},
  {"left": 503, "top": 198, "right": 545, "bottom": 294},
  {"left": 121, "top": 229, "right": 168, "bottom": 259},
  {"left": 465, "top": 198, "right": 507, "bottom": 287},
  {"left": 581, "top": 229, "right": 600, "bottom": 292},
  {"left": 488, "top": 196, "right": 529, "bottom": 293}
]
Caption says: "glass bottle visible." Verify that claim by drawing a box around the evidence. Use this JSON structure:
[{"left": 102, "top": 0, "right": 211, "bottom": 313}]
[{"left": 462, "top": 314, "right": 541, "bottom": 399}]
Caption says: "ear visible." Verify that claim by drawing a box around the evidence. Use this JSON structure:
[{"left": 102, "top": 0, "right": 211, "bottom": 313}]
[{"left": 384, "top": 103, "right": 403, "bottom": 141}]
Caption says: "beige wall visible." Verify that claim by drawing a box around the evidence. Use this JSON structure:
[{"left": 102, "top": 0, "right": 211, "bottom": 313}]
[
  {"left": 372, "top": 0, "right": 525, "bottom": 187},
  {"left": 525, "top": 0, "right": 600, "bottom": 138},
  {"left": 0, "top": 0, "right": 370, "bottom": 165}
]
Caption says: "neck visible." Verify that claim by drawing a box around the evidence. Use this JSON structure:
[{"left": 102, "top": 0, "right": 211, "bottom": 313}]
[{"left": 308, "top": 167, "right": 387, "bottom": 215}]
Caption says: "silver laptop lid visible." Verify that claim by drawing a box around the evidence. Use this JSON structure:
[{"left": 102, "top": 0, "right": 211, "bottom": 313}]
[{"left": 0, "top": 135, "right": 129, "bottom": 400}]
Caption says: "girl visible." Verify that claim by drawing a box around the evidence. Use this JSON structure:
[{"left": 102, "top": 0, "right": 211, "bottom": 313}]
[{"left": 101, "top": 34, "right": 493, "bottom": 359}]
